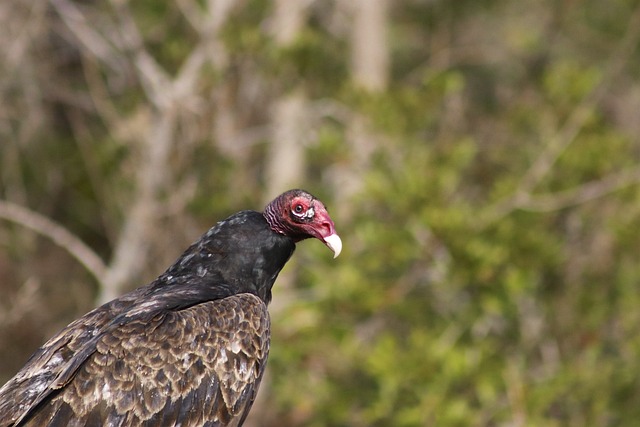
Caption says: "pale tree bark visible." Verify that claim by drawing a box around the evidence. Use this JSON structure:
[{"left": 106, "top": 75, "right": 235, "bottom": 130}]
[
  {"left": 335, "top": 0, "right": 390, "bottom": 218},
  {"left": 205, "top": 0, "right": 250, "bottom": 170},
  {"left": 263, "top": 0, "right": 309, "bottom": 203},
  {"left": 350, "top": 0, "right": 389, "bottom": 92},
  {"left": 264, "top": 90, "right": 307, "bottom": 198}
]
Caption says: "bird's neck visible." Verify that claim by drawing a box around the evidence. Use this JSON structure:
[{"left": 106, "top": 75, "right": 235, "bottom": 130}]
[
  {"left": 160, "top": 211, "right": 296, "bottom": 305},
  {"left": 263, "top": 199, "right": 285, "bottom": 235}
]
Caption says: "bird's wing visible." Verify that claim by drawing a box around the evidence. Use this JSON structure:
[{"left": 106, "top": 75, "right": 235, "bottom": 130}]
[
  {"left": 0, "top": 293, "right": 136, "bottom": 426},
  {"left": 0, "top": 293, "right": 270, "bottom": 427}
]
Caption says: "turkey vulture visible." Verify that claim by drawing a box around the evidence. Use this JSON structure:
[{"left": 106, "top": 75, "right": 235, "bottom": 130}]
[{"left": 0, "top": 189, "right": 341, "bottom": 427}]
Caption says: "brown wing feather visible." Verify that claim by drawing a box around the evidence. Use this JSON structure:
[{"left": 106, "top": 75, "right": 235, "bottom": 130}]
[
  {"left": 0, "top": 293, "right": 270, "bottom": 427},
  {"left": 0, "top": 292, "right": 140, "bottom": 427}
]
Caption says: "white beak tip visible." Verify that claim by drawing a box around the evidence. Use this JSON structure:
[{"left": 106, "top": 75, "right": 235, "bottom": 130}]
[{"left": 324, "top": 233, "right": 342, "bottom": 259}]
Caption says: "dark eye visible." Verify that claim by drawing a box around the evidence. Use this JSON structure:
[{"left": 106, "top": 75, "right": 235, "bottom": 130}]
[{"left": 294, "top": 204, "right": 304, "bottom": 214}]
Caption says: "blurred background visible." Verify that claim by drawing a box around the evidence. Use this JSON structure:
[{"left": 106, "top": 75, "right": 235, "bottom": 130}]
[{"left": 2, "top": 0, "right": 640, "bottom": 425}]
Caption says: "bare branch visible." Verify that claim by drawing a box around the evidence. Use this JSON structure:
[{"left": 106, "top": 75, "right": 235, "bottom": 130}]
[
  {"left": 49, "top": 0, "right": 126, "bottom": 73},
  {"left": 97, "top": 108, "right": 177, "bottom": 304},
  {"left": 0, "top": 200, "right": 107, "bottom": 284},
  {"left": 516, "top": 166, "right": 640, "bottom": 212},
  {"left": 484, "top": 5, "right": 640, "bottom": 224},
  {"left": 172, "top": 45, "right": 208, "bottom": 108},
  {"left": 175, "top": 0, "right": 206, "bottom": 32},
  {"left": 106, "top": 0, "right": 171, "bottom": 108}
]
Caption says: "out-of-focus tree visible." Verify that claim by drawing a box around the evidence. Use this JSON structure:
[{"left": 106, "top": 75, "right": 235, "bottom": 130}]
[
  {"left": 333, "top": 0, "right": 389, "bottom": 219},
  {"left": 2, "top": 0, "right": 640, "bottom": 425}
]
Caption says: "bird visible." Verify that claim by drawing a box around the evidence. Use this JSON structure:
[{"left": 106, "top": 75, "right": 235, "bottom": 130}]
[{"left": 0, "top": 189, "right": 341, "bottom": 427}]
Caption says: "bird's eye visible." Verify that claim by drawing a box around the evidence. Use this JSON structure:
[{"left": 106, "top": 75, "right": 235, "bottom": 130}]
[{"left": 294, "top": 204, "right": 304, "bottom": 214}]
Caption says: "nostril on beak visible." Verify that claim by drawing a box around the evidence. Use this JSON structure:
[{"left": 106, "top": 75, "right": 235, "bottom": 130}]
[{"left": 321, "top": 221, "right": 333, "bottom": 236}]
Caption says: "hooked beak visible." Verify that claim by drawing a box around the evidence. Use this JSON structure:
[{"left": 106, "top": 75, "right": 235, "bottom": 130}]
[
  {"left": 323, "top": 233, "right": 342, "bottom": 258},
  {"left": 311, "top": 200, "right": 342, "bottom": 259}
]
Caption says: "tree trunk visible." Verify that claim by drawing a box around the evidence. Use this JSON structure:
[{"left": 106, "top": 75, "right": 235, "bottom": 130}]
[{"left": 335, "top": 0, "right": 390, "bottom": 218}]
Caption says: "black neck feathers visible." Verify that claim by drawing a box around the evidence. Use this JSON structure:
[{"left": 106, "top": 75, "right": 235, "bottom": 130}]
[{"left": 158, "top": 211, "right": 295, "bottom": 305}]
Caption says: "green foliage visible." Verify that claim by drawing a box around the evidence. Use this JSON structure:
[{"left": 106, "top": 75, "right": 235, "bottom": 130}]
[{"left": 269, "top": 2, "right": 640, "bottom": 425}]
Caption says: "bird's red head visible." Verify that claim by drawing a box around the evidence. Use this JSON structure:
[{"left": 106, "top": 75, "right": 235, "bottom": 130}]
[{"left": 264, "top": 189, "right": 342, "bottom": 258}]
